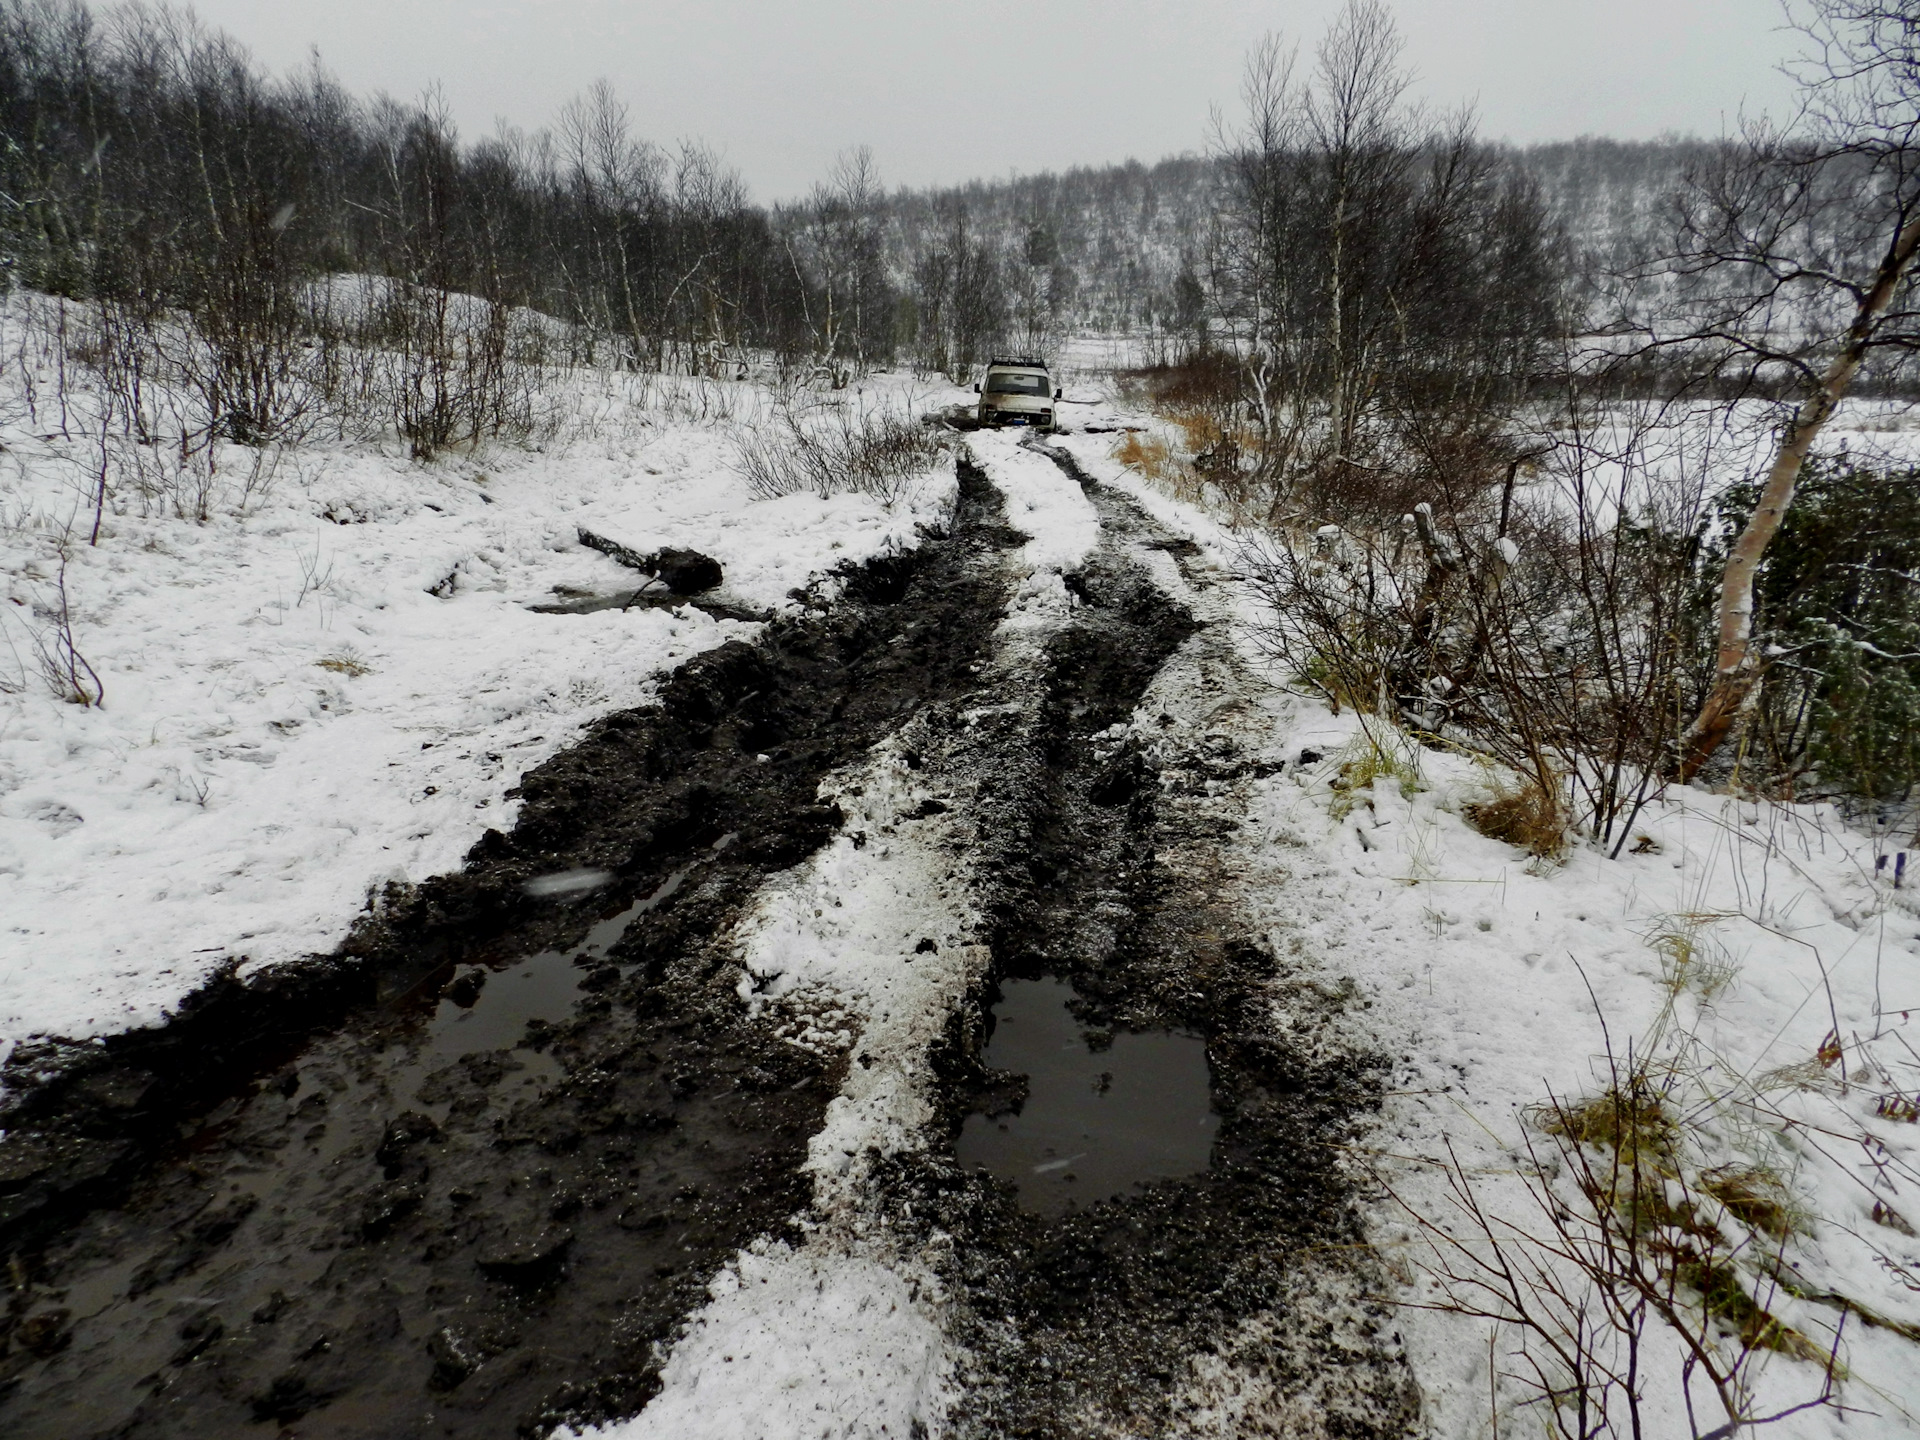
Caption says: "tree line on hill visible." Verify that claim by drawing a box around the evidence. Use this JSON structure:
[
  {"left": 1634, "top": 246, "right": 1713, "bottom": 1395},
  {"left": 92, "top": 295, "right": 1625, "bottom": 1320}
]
[
  {"left": 0, "top": 0, "right": 1715, "bottom": 388},
  {"left": 4, "top": 0, "right": 1918, "bottom": 815}
]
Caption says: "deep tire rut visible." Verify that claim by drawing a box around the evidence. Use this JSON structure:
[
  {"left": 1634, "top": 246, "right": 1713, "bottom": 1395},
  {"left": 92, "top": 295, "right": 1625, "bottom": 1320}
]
[
  {"left": 0, "top": 462, "right": 1021, "bottom": 1439},
  {"left": 0, "top": 439, "right": 1418, "bottom": 1439},
  {"left": 859, "top": 439, "right": 1420, "bottom": 1438}
]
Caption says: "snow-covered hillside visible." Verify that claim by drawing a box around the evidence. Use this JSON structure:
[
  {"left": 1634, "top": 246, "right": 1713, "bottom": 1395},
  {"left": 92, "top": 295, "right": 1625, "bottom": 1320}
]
[{"left": 0, "top": 307, "right": 960, "bottom": 1072}]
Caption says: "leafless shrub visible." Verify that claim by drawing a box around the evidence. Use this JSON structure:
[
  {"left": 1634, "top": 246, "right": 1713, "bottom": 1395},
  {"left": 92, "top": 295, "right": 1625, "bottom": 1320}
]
[
  {"left": 325, "top": 283, "right": 565, "bottom": 459},
  {"left": 1243, "top": 399, "right": 1711, "bottom": 855},
  {"left": 102, "top": 438, "right": 281, "bottom": 524},
  {"left": 636, "top": 370, "right": 744, "bottom": 427},
  {"left": 733, "top": 398, "right": 948, "bottom": 505},
  {"left": 1384, "top": 1053, "right": 1844, "bottom": 1439},
  {"left": 24, "top": 559, "right": 103, "bottom": 707}
]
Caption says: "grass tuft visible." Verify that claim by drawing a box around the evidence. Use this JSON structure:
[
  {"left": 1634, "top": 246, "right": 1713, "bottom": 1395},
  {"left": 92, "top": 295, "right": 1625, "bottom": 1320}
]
[
  {"left": 317, "top": 647, "right": 372, "bottom": 677},
  {"left": 1111, "top": 430, "right": 1184, "bottom": 494},
  {"left": 1329, "top": 723, "right": 1422, "bottom": 819},
  {"left": 1464, "top": 767, "right": 1568, "bottom": 860},
  {"left": 1700, "top": 1164, "right": 1800, "bottom": 1239},
  {"left": 1674, "top": 1255, "right": 1826, "bottom": 1360},
  {"left": 1533, "top": 1078, "right": 1679, "bottom": 1173},
  {"left": 1647, "top": 915, "right": 1741, "bottom": 1004}
]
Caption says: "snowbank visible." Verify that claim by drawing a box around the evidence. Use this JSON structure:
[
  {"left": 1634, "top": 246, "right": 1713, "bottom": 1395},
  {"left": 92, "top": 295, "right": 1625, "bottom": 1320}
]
[
  {"left": 1064, "top": 428, "right": 1920, "bottom": 1436},
  {"left": 0, "top": 336, "right": 957, "bottom": 1069}
]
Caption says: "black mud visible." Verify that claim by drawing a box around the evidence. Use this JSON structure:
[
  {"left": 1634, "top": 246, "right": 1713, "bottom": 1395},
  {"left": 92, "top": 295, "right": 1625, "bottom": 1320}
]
[
  {"left": 890, "top": 445, "right": 1420, "bottom": 1438},
  {"left": 0, "top": 462, "right": 1022, "bottom": 1438}
]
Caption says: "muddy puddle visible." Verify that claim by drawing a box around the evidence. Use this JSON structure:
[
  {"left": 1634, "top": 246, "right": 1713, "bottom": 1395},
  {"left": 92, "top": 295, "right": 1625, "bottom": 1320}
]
[
  {"left": 957, "top": 978, "right": 1215, "bottom": 1216},
  {"left": 384, "top": 840, "right": 735, "bottom": 1113}
]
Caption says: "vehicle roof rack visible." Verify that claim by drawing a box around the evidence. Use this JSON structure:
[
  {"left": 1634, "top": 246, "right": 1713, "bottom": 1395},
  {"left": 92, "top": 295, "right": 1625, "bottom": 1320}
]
[{"left": 986, "top": 355, "right": 1049, "bottom": 369}]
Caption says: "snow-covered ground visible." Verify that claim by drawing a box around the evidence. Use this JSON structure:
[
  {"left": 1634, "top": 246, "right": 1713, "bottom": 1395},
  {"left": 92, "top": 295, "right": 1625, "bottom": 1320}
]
[
  {"left": 0, "top": 311, "right": 961, "bottom": 1074},
  {"left": 1061, "top": 429, "right": 1920, "bottom": 1437},
  {"left": 12, "top": 293, "right": 1920, "bottom": 1433}
]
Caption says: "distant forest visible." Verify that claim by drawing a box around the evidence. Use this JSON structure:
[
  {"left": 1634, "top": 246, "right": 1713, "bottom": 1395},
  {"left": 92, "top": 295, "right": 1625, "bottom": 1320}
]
[{"left": 0, "top": 0, "right": 1703, "bottom": 379}]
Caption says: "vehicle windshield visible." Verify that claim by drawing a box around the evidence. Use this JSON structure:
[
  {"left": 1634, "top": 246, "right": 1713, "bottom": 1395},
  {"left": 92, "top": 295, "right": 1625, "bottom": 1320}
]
[{"left": 985, "top": 371, "right": 1049, "bottom": 396}]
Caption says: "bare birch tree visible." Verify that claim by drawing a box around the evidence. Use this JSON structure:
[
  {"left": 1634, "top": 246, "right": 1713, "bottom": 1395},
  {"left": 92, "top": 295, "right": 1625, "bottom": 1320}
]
[
  {"left": 1671, "top": 0, "right": 1920, "bottom": 779},
  {"left": 1208, "top": 0, "right": 1560, "bottom": 521}
]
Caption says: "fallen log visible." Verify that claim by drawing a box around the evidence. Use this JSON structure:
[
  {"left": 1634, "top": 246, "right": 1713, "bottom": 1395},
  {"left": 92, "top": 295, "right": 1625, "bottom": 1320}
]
[{"left": 577, "top": 529, "right": 723, "bottom": 595}]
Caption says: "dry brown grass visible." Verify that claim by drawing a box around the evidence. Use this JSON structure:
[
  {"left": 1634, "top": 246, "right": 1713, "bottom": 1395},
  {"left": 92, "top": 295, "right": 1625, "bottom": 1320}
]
[
  {"left": 317, "top": 648, "right": 372, "bottom": 677},
  {"left": 1464, "top": 768, "right": 1569, "bottom": 860},
  {"left": 1111, "top": 431, "right": 1187, "bottom": 494},
  {"left": 1533, "top": 1079, "right": 1679, "bottom": 1172},
  {"left": 1700, "top": 1165, "right": 1799, "bottom": 1239}
]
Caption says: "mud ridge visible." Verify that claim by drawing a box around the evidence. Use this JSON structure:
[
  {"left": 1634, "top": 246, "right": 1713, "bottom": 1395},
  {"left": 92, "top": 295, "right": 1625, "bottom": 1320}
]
[
  {"left": 880, "top": 447, "right": 1420, "bottom": 1438},
  {"left": 0, "top": 460, "right": 1022, "bottom": 1438}
]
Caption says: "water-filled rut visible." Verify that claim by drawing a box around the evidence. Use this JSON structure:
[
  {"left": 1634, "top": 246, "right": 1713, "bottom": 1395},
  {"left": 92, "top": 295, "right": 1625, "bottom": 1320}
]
[{"left": 955, "top": 976, "right": 1216, "bottom": 1215}]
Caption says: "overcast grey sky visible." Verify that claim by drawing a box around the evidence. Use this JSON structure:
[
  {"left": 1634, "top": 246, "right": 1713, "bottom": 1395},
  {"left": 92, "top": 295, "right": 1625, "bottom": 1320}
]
[{"left": 186, "top": 0, "right": 1802, "bottom": 202}]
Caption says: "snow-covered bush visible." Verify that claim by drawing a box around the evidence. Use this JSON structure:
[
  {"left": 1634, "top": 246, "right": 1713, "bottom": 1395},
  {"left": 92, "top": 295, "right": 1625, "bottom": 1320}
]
[{"left": 1239, "top": 405, "right": 1705, "bottom": 855}]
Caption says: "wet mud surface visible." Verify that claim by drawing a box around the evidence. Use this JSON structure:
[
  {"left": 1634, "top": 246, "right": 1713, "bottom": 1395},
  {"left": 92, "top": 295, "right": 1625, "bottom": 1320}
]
[
  {"left": 0, "top": 437, "right": 1418, "bottom": 1438},
  {"left": 0, "top": 463, "right": 1023, "bottom": 1438},
  {"left": 878, "top": 443, "right": 1419, "bottom": 1437}
]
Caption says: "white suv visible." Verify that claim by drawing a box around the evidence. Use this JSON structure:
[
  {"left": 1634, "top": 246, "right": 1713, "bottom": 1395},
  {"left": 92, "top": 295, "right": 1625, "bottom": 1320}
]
[{"left": 974, "top": 358, "right": 1059, "bottom": 428}]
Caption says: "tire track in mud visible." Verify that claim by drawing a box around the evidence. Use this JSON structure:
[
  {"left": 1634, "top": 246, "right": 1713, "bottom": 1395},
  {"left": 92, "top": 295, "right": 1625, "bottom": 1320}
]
[
  {"left": 624, "top": 437, "right": 1421, "bottom": 1438},
  {"left": 0, "top": 461, "right": 1026, "bottom": 1439},
  {"left": 0, "top": 437, "right": 1419, "bottom": 1440},
  {"left": 840, "top": 439, "right": 1420, "bottom": 1439}
]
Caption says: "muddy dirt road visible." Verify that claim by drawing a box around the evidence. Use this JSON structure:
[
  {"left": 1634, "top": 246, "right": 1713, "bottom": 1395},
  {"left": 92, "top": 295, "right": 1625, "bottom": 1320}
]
[{"left": 0, "top": 436, "right": 1416, "bottom": 1438}]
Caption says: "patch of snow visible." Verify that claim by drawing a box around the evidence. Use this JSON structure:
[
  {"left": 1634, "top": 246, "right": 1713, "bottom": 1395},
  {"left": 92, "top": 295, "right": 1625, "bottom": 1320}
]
[
  {"left": 564, "top": 1243, "right": 951, "bottom": 1440},
  {"left": 0, "top": 313, "right": 958, "bottom": 1072},
  {"left": 967, "top": 431, "right": 1099, "bottom": 633}
]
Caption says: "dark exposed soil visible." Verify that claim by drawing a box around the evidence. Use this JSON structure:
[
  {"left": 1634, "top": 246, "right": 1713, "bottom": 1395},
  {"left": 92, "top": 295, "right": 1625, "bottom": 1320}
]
[
  {"left": 0, "top": 438, "right": 1418, "bottom": 1439},
  {"left": 880, "top": 444, "right": 1419, "bottom": 1437},
  {"left": 0, "top": 462, "right": 1023, "bottom": 1438}
]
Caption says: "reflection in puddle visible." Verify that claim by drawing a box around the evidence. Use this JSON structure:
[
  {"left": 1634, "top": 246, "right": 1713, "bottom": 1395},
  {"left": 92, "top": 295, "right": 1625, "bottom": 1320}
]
[
  {"left": 390, "top": 836, "right": 734, "bottom": 1111},
  {"left": 523, "top": 867, "right": 613, "bottom": 897},
  {"left": 956, "top": 977, "right": 1215, "bottom": 1216}
]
